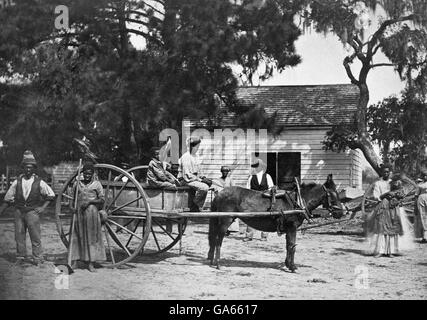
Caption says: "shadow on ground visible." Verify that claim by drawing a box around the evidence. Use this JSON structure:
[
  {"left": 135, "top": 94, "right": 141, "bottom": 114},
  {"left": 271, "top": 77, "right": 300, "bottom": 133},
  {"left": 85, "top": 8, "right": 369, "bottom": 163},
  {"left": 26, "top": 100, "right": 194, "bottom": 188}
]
[{"left": 334, "top": 247, "right": 367, "bottom": 256}]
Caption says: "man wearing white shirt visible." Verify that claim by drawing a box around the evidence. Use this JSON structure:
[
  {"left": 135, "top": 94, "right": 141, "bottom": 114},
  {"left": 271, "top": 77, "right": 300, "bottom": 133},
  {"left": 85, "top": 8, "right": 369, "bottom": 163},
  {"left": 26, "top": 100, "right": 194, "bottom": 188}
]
[
  {"left": 178, "top": 137, "right": 210, "bottom": 211},
  {"left": 243, "top": 158, "right": 273, "bottom": 241},
  {"left": 0, "top": 151, "right": 55, "bottom": 265},
  {"left": 246, "top": 161, "right": 274, "bottom": 190}
]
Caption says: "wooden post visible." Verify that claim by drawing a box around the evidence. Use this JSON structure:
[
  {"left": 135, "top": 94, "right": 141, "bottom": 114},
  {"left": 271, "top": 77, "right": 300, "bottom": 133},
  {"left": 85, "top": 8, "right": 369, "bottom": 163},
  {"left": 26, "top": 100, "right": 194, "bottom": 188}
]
[{"left": 67, "top": 159, "right": 82, "bottom": 269}]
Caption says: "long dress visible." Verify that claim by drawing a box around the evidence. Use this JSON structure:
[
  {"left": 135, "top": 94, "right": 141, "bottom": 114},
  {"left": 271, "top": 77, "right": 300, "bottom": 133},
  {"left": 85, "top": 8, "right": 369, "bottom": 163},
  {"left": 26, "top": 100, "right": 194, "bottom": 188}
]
[
  {"left": 369, "top": 190, "right": 404, "bottom": 255},
  {"left": 414, "top": 182, "right": 427, "bottom": 239},
  {"left": 69, "top": 179, "right": 106, "bottom": 262}
]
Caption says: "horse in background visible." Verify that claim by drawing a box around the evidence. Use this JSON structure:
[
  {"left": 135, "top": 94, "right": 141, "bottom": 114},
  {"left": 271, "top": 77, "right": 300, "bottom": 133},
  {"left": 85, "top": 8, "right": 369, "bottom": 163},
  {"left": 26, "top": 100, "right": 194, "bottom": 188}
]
[{"left": 208, "top": 174, "right": 345, "bottom": 272}]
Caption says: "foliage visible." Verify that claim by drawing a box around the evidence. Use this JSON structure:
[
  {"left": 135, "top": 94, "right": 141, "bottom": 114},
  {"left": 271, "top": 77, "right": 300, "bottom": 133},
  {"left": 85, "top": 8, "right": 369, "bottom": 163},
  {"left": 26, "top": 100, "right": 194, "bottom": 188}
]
[
  {"left": 0, "top": 0, "right": 304, "bottom": 166},
  {"left": 367, "top": 90, "right": 427, "bottom": 176},
  {"left": 304, "top": 0, "right": 427, "bottom": 174}
]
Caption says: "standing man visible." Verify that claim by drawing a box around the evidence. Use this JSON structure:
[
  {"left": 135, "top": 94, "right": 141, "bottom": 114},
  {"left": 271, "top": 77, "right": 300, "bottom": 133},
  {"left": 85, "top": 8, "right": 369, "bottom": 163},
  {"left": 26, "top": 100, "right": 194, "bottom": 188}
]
[
  {"left": 212, "top": 166, "right": 239, "bottom": 234},
  {"left": 211, "top": 166, "right": 235, "bottom": 191},
  {"left": 178, "top": 137, "right": 210, "bottom": 211},
  {"left": 0, "top": 151, "right": 55, "bottom": 265},
  {"left": 243, "top": 158, "right": 274, "bottom": 241}
]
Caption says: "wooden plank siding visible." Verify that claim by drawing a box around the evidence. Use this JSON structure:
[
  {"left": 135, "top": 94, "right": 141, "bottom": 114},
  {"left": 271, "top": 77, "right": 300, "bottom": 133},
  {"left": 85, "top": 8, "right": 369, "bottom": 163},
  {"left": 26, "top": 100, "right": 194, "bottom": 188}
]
[
  {"left": 350, "top": 149, "right": 363, "bottom": 188},
  {"left": 51, "top": 162, "right": 79, "bottom": 194},
  {"left": 195, "top": 128, "right": 362, "bottom": 190}
]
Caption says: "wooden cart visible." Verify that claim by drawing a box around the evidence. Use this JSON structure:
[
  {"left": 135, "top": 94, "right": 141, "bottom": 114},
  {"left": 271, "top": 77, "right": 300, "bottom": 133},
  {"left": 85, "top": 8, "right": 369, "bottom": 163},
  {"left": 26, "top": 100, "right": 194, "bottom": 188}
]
[{"left": 55, "top": 164, "right": 305, "bottom": 268}]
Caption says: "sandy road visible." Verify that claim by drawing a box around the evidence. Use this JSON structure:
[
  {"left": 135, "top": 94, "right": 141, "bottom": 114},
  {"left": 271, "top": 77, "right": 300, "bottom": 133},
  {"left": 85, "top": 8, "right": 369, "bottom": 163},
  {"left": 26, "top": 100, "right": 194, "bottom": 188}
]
[{"left": 0, "top": 214, "right": 426, "bottom": 300}]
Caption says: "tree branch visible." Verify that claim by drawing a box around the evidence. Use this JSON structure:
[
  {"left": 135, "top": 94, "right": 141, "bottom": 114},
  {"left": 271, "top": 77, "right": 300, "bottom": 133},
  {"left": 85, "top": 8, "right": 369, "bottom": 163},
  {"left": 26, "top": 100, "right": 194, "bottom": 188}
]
[
  {"left": 367, "top": 14, "right": 416, "bottom": 57},
  {"left": 140, "top": 0, "right": 165, "bottom": 16},
  {"left": 370, "top": 63, "right": 395, "bottom": 68},
  {"left": 372, "top": 43, "right": 381, "bottom": 56},
  {"left": 343, "top": 53, "right": 360, "bottom": 85},
  {"left": 350, "top": 37, "right": 367, "bottom": 63},
  {"left": 125, "top": 9, "right": 164, "bottom": 23}
]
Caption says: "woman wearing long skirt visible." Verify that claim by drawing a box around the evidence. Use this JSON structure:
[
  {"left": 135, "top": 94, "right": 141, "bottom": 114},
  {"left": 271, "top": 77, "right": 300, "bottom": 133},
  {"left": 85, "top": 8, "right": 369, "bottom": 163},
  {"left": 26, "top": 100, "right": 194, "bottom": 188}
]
[
  {"left": 69, "top": 162, "right": 106, "bottom": 272},
  {"left": 414, "top": 174, "right": 427, "bottom": 243},
  {"left": 370, "top": 180, "right": 405, "bottom": 257}
]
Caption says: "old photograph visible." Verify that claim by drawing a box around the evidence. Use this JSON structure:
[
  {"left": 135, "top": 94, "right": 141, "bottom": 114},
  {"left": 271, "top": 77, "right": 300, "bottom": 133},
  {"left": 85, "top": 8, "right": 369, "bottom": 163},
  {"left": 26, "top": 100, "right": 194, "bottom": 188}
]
[{"left": 0, "top": 0, "right": 426, "bottom": 302}]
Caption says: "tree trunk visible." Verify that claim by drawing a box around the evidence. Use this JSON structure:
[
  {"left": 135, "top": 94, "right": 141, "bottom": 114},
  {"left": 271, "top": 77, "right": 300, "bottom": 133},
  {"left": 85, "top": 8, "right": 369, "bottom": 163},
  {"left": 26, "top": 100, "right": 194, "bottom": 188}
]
[
  {"left": 117, "top": 1, "right": 133, "bottom": 162},
  {"left": 354, "top": 83, "right": 382, "bottom": 175}
]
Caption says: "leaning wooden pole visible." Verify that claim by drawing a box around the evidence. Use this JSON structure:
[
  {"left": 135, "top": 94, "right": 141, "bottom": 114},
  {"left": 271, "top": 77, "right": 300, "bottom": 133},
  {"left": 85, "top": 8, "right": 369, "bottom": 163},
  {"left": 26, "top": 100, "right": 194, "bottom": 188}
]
[
  {"left": 67, "top": 159, "right": 82, "bottom": 269},
  {"left": 298, "top": 216, "right": 354, "bottom": 231}
]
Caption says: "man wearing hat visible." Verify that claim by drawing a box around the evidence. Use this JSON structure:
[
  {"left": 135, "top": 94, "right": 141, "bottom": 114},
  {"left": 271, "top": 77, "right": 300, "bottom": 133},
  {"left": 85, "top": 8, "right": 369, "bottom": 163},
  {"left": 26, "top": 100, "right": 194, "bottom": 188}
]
[
  {"left": 243, "top": 157, "right": 274, "bottom": 241},
  {"left": 0, "top": 150, "right": 55, "bottom": 265},
  {"left": 147, "top": 147, "right": 179, "bottom": 188},
  {"left": 178, "top": 137, "right": 210, "bottom": 211}
]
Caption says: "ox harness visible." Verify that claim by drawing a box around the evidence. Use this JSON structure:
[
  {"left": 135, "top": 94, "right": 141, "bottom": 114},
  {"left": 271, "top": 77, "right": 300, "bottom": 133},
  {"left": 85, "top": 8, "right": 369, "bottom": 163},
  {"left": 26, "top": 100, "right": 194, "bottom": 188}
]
[{"left": 262, "top": 185, "right": 312, "bottom": 235}]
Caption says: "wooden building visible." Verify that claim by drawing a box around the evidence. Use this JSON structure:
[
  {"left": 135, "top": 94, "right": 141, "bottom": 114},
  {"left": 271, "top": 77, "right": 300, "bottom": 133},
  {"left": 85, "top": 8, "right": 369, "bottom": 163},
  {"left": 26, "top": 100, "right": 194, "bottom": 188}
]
[{"left": 187, "top": 84, "right": 363, "bottom": 190}]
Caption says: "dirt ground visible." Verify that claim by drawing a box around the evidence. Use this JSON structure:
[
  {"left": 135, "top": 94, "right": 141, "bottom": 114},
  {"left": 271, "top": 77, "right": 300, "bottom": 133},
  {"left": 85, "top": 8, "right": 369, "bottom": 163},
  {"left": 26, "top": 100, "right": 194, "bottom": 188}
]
[{"left": 0, "top": 210, "right": 426, "bottom": 300}]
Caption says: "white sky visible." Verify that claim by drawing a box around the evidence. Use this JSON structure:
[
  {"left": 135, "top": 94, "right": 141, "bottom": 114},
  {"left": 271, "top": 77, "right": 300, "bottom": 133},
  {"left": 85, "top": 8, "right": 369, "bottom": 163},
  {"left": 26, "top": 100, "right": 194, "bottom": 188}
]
[
  {"left": 130, "top": 6, "right": 406, "bottom": 107},
  {"left": 259, "top": 31, "right": 405, "bottom": 106}
]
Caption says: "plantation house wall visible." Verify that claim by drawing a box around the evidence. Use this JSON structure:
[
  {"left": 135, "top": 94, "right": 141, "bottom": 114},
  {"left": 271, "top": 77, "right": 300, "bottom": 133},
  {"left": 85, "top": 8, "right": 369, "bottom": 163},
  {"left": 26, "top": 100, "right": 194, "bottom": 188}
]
[{"left": 195, "top": 127, "right": 363, "bottom": 190}]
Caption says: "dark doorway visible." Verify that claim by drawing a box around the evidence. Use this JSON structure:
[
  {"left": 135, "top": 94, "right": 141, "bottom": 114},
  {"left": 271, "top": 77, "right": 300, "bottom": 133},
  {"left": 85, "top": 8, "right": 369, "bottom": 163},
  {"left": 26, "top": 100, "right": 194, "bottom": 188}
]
[{"left": 258, "top": 152, "right": 301, "bottom": 190}]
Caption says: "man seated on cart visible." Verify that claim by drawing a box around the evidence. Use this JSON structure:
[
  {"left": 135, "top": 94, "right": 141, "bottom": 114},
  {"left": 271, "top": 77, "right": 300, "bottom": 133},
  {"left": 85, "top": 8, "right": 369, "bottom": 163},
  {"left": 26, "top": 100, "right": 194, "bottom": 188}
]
[
  {"left": 147, "top": 147, "right": 180, "bottom": 189},
  {"left": 178, "top": 137, "right": 211, "bottom": 211}
]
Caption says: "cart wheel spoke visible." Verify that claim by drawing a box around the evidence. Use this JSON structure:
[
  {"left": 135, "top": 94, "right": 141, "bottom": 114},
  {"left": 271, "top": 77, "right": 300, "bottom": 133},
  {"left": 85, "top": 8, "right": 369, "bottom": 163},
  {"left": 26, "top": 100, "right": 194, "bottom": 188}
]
[
  {"left": 125, "top": 220, "right": 141, "bottom": 248},
  {"left": 107, "top": 219, "right": 143, "bottom": 241},
  {"left": 109, "top": 195, "right": 144, "bottom": 215},
  {"left": 105, "top": 223, "right": 132, "bottom": 257},
  {"left": 106, "top": 180, "right": 130, "bottom": 212},
  {"left": 103, "top": 225, "right": 116, "bottom": 265},
  {"left": 153, "top": 218, "right": 176, "bottom": 241},
  {"left": 151, "top": 226, "right": 162, "bottom": 251}
]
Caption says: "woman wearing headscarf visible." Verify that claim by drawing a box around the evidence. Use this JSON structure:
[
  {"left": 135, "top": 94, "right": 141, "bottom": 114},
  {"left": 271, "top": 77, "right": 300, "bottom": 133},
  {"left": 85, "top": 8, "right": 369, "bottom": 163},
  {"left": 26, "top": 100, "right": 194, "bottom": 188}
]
[
  {"left": 69, "top": 162, "right": 106, "bottom": 272},
  {"left": 369, "top": 177, "right": 405, "bottom": 257}
]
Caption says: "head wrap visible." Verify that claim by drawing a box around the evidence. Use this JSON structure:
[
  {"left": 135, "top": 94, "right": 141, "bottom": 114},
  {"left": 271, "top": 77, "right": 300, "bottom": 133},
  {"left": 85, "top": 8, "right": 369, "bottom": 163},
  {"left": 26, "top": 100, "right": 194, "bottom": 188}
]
[{"left": 82, "top": 162, "right": 95, "bottom": 172}]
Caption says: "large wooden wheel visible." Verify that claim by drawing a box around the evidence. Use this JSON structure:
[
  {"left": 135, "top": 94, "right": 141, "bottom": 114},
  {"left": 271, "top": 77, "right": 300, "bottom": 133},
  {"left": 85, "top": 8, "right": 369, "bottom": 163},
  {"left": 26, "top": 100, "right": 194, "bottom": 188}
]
[
  {"left": 55, "top": 164, "right": 151, "bottom": 268},
  {"left": 125, "top": 165, "right": 188, "bottom": 255}
]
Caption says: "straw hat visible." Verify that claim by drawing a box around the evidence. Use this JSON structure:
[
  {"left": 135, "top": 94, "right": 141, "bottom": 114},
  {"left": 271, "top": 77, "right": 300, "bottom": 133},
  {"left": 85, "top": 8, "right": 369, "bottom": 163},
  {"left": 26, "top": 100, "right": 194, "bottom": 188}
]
[
  {"left": 21, "top": 150, "right": 37, "bottom": 167},
  {"left": 250, "top": 158, "right": 266, "bottom": 169}
]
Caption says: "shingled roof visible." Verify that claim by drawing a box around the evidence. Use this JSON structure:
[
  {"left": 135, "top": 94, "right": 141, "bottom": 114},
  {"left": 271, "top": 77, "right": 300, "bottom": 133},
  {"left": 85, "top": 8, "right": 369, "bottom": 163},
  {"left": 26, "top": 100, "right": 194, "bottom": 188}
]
[{"left": 225, "top": 84, "right": 359, "bottom": 127}]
